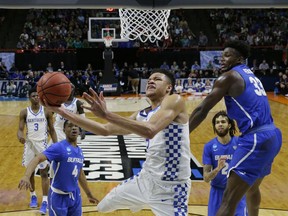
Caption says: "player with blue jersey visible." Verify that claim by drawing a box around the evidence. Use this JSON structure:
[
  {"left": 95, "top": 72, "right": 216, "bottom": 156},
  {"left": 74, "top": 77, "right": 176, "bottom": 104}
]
[
  {"left": 17, "top": 88, "right": 57, "bottom": 214},
  {"left": 203, "top": 111, "right": 247, "bottom": 216},
  {"left": 43, "top": 69, "right": 192, "bottom": 216},
  {"left": 189, "top": 40, "right": 282, "bottom": 216},
  {"left": 18, "top": 120, "right": 98, "bottom": 216}
]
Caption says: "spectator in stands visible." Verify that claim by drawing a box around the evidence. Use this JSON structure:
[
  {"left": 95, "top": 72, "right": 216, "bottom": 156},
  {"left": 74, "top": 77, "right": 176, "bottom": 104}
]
[
  {"left": 280, "top": 59, "right": 288, "bottom": 70},
  {"left": 259, "top": 59, "right": 269, "bottom": 75},
  {"left": 6, "top": 80, "right": 16, "bottom": 97},
  {"left": 203, "top": 79, "right": 213, "bottom": 94},
  {"left": 85, "top": 63, "right": 93, "bottom": 73},
  {"left": 271, "top": 60, "right": 279, "bottom": 74},
  {"left": 191, "top": 61, "right": 201, "bottom": 72},
  {"left": 19, "top": 81, "right": 31, "bottom": 98},
  {"left": 46, "top": 62, "right": 53, "bottom": 72},
  {"left": 277, "top": 73, "right": 288, "bottom": 96},
  {"left": 0, "top": 61, "right": 7, "bottom": 72},
  {"left": 171, "top": 61, "right": 179, "bottom": 73},
  {"left": 9, "top": 63, "right": 18, "bottom": 72},
  {"left": 174, "top": 79, "right": 184, "bottom": 94},
  {"left": 127, "top": 65, "right": 140, "bottom": 94},
  {"left": 27, "top": 64, "right": 33, "bottom": 71},
  {"left": 251, "top": 59, "right": 258, "bottom": 73},
  {"left": 198, "top": 31, "right": 208, "bottom": 47},
  {"left": 206, "top": 61, "right": 214, "bottom": 70},
  {"left": 194, "top": 78, "right": 205, "bottom": 92},
  {"left": 160, "top": 61, "right": 170, "bottom": 70},
  {"left": 180, "top": 61, "right": 189, "bottom": 77},
  {"left": 0, "top": 61, "right": 8, "bottom": 79},
  {"left": 58, "top": 61, "right": 66, "bottom": 71},
  {"left": 25, "top": 71, "right": 36, "bottom": 88},
  {"left": 185, "top": 77, "right": 195, "bottom": 94}
]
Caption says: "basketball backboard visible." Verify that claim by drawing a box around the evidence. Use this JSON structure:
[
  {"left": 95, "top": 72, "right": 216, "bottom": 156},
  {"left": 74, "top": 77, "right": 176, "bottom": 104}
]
[{"left": 88, "top": 17, "right": 128, "bottom": 43}]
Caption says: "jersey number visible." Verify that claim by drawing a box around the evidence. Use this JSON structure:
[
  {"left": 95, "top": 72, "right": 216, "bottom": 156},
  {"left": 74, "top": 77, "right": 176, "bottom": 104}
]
[
  {"left": 72, "top": 165, "right": 78, "bottom": 177},
  {"left": 221, "top": 162, "right": 229, "bottom": 175},
  {"left": 34, "top": 123, "right": 39, "bottom": 131},
  {"left": 249, "top": 77, "right": 267, "bottom": 96}
]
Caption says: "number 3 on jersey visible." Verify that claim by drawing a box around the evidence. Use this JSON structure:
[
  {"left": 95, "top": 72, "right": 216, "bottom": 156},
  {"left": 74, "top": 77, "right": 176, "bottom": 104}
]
[
  {"left": 34, "top": 123, "right": 39, "bottom": 131},
  {"left": 249, "top": 77, "right": 267, "bottom": 96},
  {"left": 72, "top": 165, "right": 78, "bottom": 177}
]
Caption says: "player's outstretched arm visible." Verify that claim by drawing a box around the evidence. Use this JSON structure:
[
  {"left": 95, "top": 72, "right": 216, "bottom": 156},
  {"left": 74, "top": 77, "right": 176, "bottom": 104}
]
[
  {"left": 42, "top": 99, "right": 131, "bottom": 136},
  {"left": 189, "top": 73, "right": 233, "bottom": 133},
  {"left": 82, "top": 89, "right": 186, "bottom": 139},
  {"left": 79, "top": 169, "right": 99, "bottom": 204},
  {"left": 18, "top": 153, "right": 47, "bottom": 190}
]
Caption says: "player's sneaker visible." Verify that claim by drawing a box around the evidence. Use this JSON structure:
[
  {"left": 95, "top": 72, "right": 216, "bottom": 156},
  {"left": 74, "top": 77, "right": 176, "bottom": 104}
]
[
  {"left": 29, "top": 195, "right": 38, "bottom": 208},
  {"left": 39, "top": 201, "right": 48, "bottom": 215}
]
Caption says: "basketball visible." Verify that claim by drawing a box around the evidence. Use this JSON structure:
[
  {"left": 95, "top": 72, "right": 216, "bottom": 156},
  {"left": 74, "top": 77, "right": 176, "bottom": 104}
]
[{"left": 37, "top": 72, "right": 72, "bottom": 106}]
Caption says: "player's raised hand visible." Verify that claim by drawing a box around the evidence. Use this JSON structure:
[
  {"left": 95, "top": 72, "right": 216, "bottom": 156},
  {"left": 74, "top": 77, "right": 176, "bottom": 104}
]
[
  {"left": 82, "top": 88, "right": 108, "bottom": 119},
  {"left": 18, "top": 176, "right": 32, "bottom": 191}
]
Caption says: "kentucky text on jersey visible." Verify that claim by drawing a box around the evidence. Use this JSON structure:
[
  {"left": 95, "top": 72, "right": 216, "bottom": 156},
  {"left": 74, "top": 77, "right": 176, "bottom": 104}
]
[{"left": 27, "top": 118, "right": 45, "bottom": 122}]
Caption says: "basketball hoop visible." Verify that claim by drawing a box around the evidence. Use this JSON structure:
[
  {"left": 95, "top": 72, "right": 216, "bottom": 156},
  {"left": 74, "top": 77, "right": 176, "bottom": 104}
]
[
  {"left": 119, "top": 8, "right": 171, "bottom": 43},
  {"left": 104, "top": 36, "right": 113, "bottom": 48}
]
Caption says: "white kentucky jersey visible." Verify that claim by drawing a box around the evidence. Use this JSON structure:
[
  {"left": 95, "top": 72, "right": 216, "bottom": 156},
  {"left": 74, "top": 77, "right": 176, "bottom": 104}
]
[
  {"left": 54, "top": 98, "right": 79, "bottom": 131},
  {"left": 136, "top": 106, "right": 191, "bottom": 182},
  {"left": 26, "top": 106, "right": 48, "bottom": 141}
]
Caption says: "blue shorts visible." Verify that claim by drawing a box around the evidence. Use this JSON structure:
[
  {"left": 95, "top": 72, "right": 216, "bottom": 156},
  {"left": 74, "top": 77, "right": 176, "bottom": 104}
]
[
  {"left": 228, "top": 125, "right": 282, "bottom": 186},
  {"left": 49, "top": 187, "right": 82, "bottom": 216},
  {"left": 208, "top": 186, "right": 247, "bottom": 216}
]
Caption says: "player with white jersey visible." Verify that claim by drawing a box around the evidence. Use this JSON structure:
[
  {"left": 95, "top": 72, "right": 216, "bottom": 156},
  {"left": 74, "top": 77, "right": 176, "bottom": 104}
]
[
  {"left": 17, "top": 88, "right": 57, "bottom": 215},
  {"left": 43, "top": 68, "right": 192, "bottom": 216},
  {"left": 53, "top": 87, "right": 86, "bottom": 142}
]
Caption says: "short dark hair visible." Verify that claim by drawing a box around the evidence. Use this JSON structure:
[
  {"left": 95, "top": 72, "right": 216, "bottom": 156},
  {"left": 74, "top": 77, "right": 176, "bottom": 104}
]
[
  {"left": 212, "top": 110, "right": 237, "bottom": 137},
  {"left": 151, "top": 68, "right": 175, "bottom": 94},
  {"left": 28, "top": 86, "right": 37, "bottom": 97},
  {"left": 64, "top": 119, "right": 69, "bottom": 128},
  {"left": 224, "top": 40, "right": 250, "bottom": 59}
]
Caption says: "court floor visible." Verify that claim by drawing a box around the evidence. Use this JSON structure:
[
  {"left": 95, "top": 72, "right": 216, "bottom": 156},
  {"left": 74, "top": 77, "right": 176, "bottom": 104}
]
[{"left": 0, "top": 93, "right": 287, "bottom": 215}]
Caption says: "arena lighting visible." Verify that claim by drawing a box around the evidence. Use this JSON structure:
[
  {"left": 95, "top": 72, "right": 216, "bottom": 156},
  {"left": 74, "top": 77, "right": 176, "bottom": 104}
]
[{"left": 106, "top": 8, "right": 115, "bottom": 12}]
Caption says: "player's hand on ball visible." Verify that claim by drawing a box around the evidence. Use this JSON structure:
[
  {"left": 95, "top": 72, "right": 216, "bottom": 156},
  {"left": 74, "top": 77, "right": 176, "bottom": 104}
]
[{"left": 42, "top": 98, "right": 64, "bottom": 115}]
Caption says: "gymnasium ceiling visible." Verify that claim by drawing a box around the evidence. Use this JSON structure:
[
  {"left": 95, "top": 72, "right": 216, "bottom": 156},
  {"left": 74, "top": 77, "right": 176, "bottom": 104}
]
[{"left": 0, "top": 0, "right": 287, "bottom": 9}]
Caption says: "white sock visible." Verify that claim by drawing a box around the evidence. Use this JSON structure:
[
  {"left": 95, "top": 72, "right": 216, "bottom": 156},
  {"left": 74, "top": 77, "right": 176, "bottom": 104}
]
[
  {"left": 42, "top": 196, "right": 48, "bottom": 202},
  {"left": 30, "top": 191, "right": 36, "bottom": 197}
]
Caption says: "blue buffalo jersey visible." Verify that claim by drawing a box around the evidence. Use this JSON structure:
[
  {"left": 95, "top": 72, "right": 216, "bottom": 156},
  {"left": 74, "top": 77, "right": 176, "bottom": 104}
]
[
  {"left": 202, "top": 136, "right": 238, "bottom": 188},
  {"left": 43, "top": 140, "right": 84, "bottom": 192},
  {"left": 224, "top": 64, "right": 273, "bottom": 134},
  {"left": 203, "top": 136, "right": 248, "bottom": 216}
]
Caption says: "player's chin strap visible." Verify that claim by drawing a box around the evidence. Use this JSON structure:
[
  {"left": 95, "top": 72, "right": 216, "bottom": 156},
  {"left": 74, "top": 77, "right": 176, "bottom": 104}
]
[{"left": 51, "top": 185, "right": 75, "bottom": 200}]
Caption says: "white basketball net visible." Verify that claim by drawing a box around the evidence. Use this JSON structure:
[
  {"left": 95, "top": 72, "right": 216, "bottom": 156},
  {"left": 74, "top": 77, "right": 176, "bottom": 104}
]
[{"left": 119, "top": 8, "right": 171, "bottom": 43}]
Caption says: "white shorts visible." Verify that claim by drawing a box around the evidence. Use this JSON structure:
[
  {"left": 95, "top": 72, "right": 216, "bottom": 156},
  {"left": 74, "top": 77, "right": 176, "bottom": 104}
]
[
  {"left": 22, "top": 139, "right": 49, "bottom": 169},
  {"left": 97, "top": 170, "right": 191, "bottom": 216}
]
